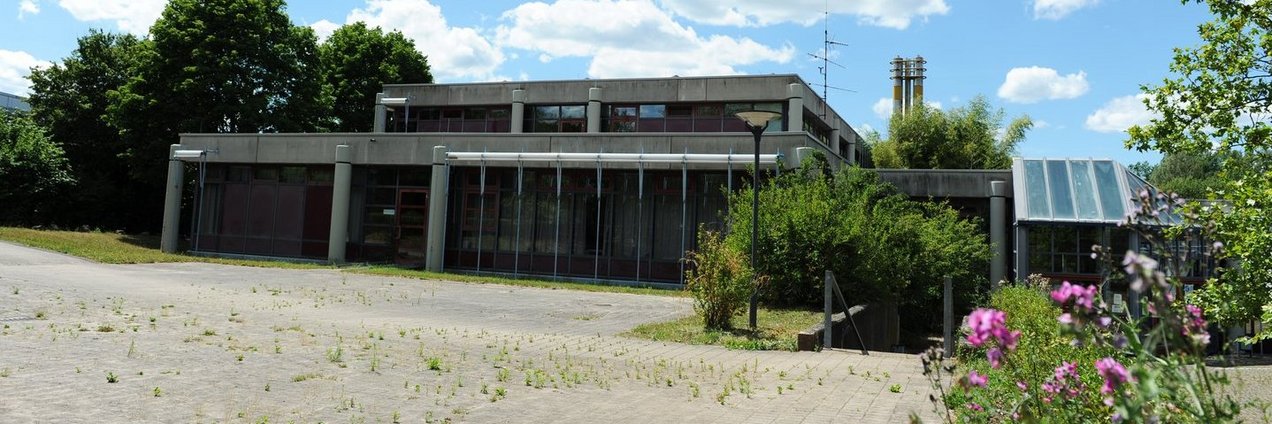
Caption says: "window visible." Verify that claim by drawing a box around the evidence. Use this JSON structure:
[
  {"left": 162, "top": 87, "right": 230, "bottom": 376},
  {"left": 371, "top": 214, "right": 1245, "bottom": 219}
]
[
  {"left": 618, "top": 102, "right": 784, "bottom": 133},
  {"left": 412, "top": 106, "right": 511, "bottom": 133},
  {"left": 606, "top": 105, "right": 638, "bottom": 132},
  {"left": 526, "top": 105, "right": 587, "bottom": 133}
]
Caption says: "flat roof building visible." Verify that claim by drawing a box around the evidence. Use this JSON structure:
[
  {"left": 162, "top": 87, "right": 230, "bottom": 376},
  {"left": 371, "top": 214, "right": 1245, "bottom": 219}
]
[
  {"left": 168, "top": 75, "right": 865, "bottom": 284},
  {"left": 1, "top": 91, "right": 29, "bottom": 112}
]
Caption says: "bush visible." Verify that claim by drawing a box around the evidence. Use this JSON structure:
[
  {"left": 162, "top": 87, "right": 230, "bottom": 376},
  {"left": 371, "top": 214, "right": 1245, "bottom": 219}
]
[
  {"left": 684, "top": 228, "right": 752, "bottom": 330},
  {"left": 723, "top": 159, "right": 990, "bottom": 332},
  {"left": 946, "top": 284, "right": 1114, "bottom": 421}
]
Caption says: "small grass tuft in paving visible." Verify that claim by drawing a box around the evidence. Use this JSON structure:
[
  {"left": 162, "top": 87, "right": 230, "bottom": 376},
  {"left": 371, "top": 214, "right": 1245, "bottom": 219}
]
[{"left": 623, "top": 308, "right": 822, "bottom": 352}]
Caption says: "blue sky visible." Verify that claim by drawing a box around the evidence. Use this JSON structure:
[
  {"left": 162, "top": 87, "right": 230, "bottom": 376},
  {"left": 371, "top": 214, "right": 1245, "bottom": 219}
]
[{"left": 0, "top": 0, "right": 1213, "bottom": 165}]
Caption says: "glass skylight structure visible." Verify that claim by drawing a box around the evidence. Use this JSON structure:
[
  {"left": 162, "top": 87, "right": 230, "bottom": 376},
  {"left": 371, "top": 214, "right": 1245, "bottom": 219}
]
[{"left": 1012, "top": 158, "right": 1168, "bottom": 224}]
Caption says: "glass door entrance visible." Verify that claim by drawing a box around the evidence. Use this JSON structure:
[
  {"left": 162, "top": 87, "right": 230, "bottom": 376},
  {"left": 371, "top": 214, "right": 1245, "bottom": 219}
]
[{"left": 395, "top": 189, "right": 429, "bottom": 265}]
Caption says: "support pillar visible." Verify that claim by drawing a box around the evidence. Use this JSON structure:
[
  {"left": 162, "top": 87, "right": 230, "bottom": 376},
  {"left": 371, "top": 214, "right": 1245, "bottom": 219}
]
[
  {"left": 327, "top": 145, "right": 352, "bottom": 264},
  {"left": 511, "top": 89, "right": 526, "bottom": 133},
  {"left": 1127, "top": 232, "right": 1142, "bottom": 319},
  {"left": 160, "top": 145, "right": 184, "bottom": 253},
  {"left": 425, "top": 146, "right": 449, "bottom": 272},
  {"left": 829, "top": 127, "right": 841, "bottom": 154},
  {"left": 847, "top": 135, "right": 858, "bottom": 166},
  {"left": 1014, "top": 225, "right": 1029, "bottom": 282},
  {"left": 786, "top": 83, "right": 803, "bottom": 132},
  {"left": 373, "top": 93, "right": 387, "bottom": 133},
  {"left": 586, "top": 87, "right": 602, "bottom": 133},
  {"left": 990, "top": 180, "right": 1008, "bottom": 288}
]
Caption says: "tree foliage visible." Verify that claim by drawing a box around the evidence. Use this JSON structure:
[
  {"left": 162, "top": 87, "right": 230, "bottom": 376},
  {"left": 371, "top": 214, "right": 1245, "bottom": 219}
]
[
  {"left": 871, "top": 95, "right": 1032, "bottom": 169},
  {"left": 0, "top": 111, "right": 74, "bottom": 224},
  {"left": 1149, "top": 152, "right": 1225, "bottom": 199},
  {"left": 320, "top": 22, "right": 432, "bottom": 132},
  {"left": 1127, "top": 0, "right": 1272, "bottom": 334},
  {"left": 723, "top": 159, "right": 990, "bottom": 332},
  {"left": 27, "top": 30, "right": 143, "bottom": 229},
  {"left": 107, "top": 0, "right": 329, "bottom": 229}
]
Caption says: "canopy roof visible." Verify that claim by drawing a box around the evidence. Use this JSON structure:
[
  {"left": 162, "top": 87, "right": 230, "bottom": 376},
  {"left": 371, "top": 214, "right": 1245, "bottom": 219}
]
[{"left": 1012, "top": 158, "right": 1172, "bottom": 225}]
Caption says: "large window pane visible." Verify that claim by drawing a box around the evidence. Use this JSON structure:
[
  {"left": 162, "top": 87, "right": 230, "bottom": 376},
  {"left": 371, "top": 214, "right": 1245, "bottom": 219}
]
[
  {"left": 639, "top": 104, "right": 665, "bottom": 118},
  {"left": 1093, "top": 161, "right": 1125, "bottom": 220},
  {"left": 1024, "top": 160, "right": 1050, "bottom": 219},
  {"left": 1046, "top": 160, "right": 1075, "bottom": 219},
  {"left": 1070, "top": 161, "right": 1101, "bottom": 220},
  {"left": 561, "top": 105, "right": 585, "bottom": 119}
]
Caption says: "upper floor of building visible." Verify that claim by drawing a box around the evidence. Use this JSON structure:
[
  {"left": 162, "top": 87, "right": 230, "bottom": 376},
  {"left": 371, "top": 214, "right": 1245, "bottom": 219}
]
[
  {"left": 0, "top": 91, "right": 29, "bottom": 112},
  {"left": 373, "top": 75, "right": 865, "bottom": 163}
]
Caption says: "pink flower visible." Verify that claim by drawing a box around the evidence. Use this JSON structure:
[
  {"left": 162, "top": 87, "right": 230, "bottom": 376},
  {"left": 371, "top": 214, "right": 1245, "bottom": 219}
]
[
  {"left": 1183, "top": 304, "right": 1211, "bottom": 346},
  {"left": 987, "top": 347, "right": 1004, "bottom": 369},
  {"left": 966, "top": 402, "right": 983, "bottom": 412},
  {"left": 1095, "top": 357, "right": 1132, "bottom": 395},
  {"left": 1016, "top": 381, "right": 1028, "bottom": 392},
  {"left": 1058, "top": 313, "right": 1073, "bottom": 324},
  {"left": 1050, "top": 281, "right": 1099, "bottom": 312},
  {"left": 966, "top": 370, "right": 987, "bottom": 388},
  {"left": 965, "top": 308, "right": 1006, "bottom": 348}
]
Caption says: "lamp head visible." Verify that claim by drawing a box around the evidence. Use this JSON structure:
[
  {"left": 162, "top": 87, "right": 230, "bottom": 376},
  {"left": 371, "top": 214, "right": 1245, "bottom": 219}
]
[{"left": 734, "top": 110, "right": 782, "bottom": 129}]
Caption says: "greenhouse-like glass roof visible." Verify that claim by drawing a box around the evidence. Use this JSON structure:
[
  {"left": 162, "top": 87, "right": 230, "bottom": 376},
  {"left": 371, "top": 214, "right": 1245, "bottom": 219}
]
[{"left": 1012, "top": 158, "right": 1165, "bottom": 224}]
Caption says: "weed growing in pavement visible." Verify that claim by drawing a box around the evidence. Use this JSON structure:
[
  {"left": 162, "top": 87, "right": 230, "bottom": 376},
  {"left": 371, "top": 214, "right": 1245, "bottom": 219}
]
[
  {"left": 106, "top": 371, "right": 118, "bottom": 383},
  {"left": 889, "top": 384, "right": 902, "bottom": 393},
  {"left": 327, "top": 345, "right": 344, "bottom": 363},
  {"left": 153, "top": 387, "right": 162, "bottom": 397}
]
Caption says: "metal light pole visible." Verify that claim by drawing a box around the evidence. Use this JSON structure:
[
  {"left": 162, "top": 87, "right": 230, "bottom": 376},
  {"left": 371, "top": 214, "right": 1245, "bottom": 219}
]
[{"left": 734, "top": 110, "right": 782, "bottom": 330}]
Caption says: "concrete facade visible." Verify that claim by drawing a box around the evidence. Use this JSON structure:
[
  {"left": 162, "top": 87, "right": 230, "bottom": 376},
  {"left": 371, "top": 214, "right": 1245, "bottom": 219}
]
[{"left": 165, "top": 75, "right": 869, "bottom": 283}]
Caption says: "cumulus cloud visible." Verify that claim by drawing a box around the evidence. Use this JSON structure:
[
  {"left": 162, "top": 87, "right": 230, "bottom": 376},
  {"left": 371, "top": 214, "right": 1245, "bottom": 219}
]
[
  {"left": 0, "top": 49, "right": 51, "bottom": 96},
  {"left": 657, "top": 0, "right": 949, "bottom": 29},
  {"left": 997, "top": 66, "right": 1089, "bottom": 103},
  {"left": 1034, "top": 0, "right": 1098, "bottom": 20},
  {"left": 56, "top": 0, "right": 166, "bottom": 35},
  {"left": 18, "top": 0, "right": 39, "bottom": 19},
  {"left": 873, "top": 97, "right": 893, "bottom": 119},
  {"left": 310, "top": 19, "right": 341, "bottom": 42},
  {"left": 343, "top": 0, "right": 505, "bottom": 81},
  {"left": 1085, "top": 94, "right": 1154, "bottom": 133},
  {"left": 498, "top": 0, "right": 794, "bottom": 79}
]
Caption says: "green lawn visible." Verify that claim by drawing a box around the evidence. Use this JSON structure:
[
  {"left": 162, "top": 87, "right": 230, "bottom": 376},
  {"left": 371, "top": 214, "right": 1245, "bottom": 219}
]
[
  {"left": 624, "top": 308, "right": 823, "bottom": 351},
  {"left": 347, "top": 266, "right": 686, "bottom": 297},
  {"left": 0, "top": 227, "right": 685, "bottom": 297},
  {"left": 0, "top": 227, "right": 323, "bottom": 268}
]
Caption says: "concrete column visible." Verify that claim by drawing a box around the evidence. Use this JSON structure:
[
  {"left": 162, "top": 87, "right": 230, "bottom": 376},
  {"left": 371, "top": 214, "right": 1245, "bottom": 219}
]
[
  {"left": 788, "top": 147, "right": 814, "bottom": 169},
  {"left": 511, "top": 89, "right": 526, "bottom": 133},
  {"left": 160, "top": 145, "right": 185, "bottom": 253},
  {"left": 943, "top": 276, "right": 953, "bottom": 357},
  {"left": 829, "top": 127, "right": 841, "bottom": 152},
  {"left": 327, "top": 145, "right": 353, "bottom": 264},
  {"left": 1014, "top": 225, "right": 1029, "bottom": 282},
  {"left": 1127, "top": 232, "right": 1142, "bottom": 319},
  {"left": 426, "top": 146, "right": 449, "bottom": 272},
  {"left": 786, "top": 83, "right": 803, "bottom": 132},
  {"left": 990, "top": 180, "right": 1008, "bottom": 288},
  {"left": 587, "top": 87, "right": 602, "bottom": 133},
  {"left": 373, "top": 93, "right": 387, "bottom": 133},
  {"left": 847, "top": 135, "right": 858, "bottom": 166}
]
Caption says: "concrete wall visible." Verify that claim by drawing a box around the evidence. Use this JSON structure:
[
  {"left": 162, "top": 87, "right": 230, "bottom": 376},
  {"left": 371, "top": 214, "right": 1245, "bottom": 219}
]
[
  {"left": 383, "top": 75, "right": 803, "bottom": 107},
  {"left": 875, "top": 169, "right": 1014, "bottom": 199}
]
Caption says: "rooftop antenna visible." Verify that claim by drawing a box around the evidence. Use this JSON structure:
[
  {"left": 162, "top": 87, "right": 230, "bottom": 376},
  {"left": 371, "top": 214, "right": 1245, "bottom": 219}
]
[{"left": 806, "top": 5, "right": 854, "bottom": 119}]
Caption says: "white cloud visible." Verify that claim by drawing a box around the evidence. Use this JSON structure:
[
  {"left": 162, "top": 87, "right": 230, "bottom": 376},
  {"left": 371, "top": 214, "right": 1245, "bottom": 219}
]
[
  {"left": 657, "top": 0, "right": 949, "bottom": 29},
  {"left": 997, "top": 66, "right": 1089, "bottom": 103},
  {"left": 1034, "top": 120, "right": 1051, "bottom": 129},
  {"left": 873, "top": 97, "right": 893, "bottom": 119},
  {"left": 310, "top": 19, "right": 341, "bottom": 42},
  {"left": 0, "top": 49, "right": 51, "bottom": 96},
  {"left": 56, "top": 0, "right": 166, "bottom": 35},
  {"left": 498, "top": 0, "right": 794, "bottom": 79},
  {"left": 1085, "top": 94, "right": 1155, "bottom": 133},
  {"left": 1034, "top": 0, "right": 1098, "bottom": 20},
  {"left": 18, "top": 0, "right": 39, "bottom": 19},
  {"left": 344, "top": 0, "right": 505, "bottom": 81},
  {"left": 926, "top": 100, "right": 942, "bottom": 110}
]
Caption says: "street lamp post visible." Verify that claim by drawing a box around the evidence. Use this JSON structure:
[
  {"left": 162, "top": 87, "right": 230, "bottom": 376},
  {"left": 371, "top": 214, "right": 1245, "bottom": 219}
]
[{"left": 734, "top": 110, "right": 782, "bottom": 330}]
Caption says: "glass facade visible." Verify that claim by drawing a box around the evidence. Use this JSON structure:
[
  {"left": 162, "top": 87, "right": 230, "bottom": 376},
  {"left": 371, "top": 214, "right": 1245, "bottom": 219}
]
[
  {"left": 604, "top": 102, "right": 784, "bottom": 133},
  {"left": 443, "top": 166, "right": 736, "bottom": 282},
  {"left": 392, "top": 106, "right": 512, "bottom": 133},
  {"left": 1016, "top": 158, "right": 1138, "bottom": 223},
  {"left": 194, "top": 164, "right": 334, "bottom": 258}
]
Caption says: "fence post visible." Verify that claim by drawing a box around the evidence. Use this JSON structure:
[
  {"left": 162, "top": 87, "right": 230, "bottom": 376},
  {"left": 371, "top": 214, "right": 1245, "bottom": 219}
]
[
  {"left": 944, "top": 275, "right": 953, "bottom": 358},
  {"left": 824, "top": 270, "right": 833, "bottom": 348}
]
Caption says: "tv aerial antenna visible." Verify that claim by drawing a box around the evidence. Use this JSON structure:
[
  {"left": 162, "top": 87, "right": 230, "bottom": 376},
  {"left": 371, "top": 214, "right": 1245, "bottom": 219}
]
[{"left": 807, "top": 6, "right": 855, "bottom": 119}]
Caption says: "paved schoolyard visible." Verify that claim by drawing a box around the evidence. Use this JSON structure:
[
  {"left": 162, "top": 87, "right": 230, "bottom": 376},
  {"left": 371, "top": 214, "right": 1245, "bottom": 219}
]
[{"left": 0, "top": 241, "right": 940, "bottom": 423}]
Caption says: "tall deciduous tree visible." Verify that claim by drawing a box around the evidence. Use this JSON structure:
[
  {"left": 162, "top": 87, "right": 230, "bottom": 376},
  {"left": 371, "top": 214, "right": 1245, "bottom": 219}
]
[
  {"left": 320, "top": 22, "right": 431, "bottom": 132},
  {"left": 1127, "top": 0, "right": 1272, "bottom": 334},
  {"left": 0, "top": 111, "right": 74, "bottom": 225},
  {"left": 871, "top": 96, "right": 1032, "bottom": 169},
  {"left": 1149, "top": 152, "right": 1224, "bottom": 199},
  {"left": 27, "top": 30, "right": 142, "bottom": 230},
  {"left": 110, "top": 0, "right": 329, "bottom": 230}
]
